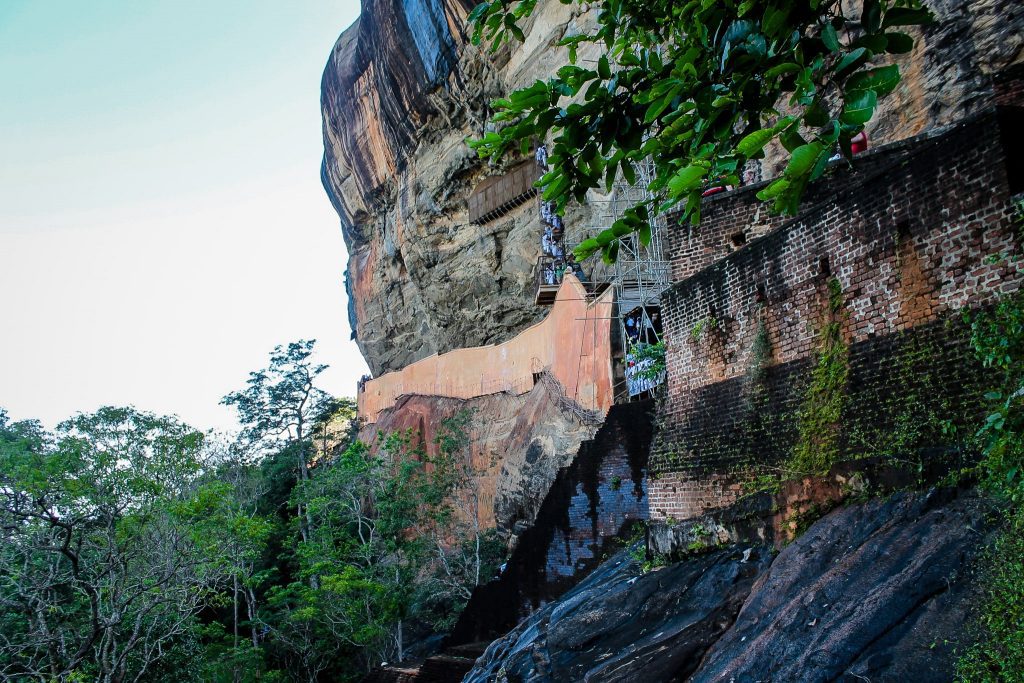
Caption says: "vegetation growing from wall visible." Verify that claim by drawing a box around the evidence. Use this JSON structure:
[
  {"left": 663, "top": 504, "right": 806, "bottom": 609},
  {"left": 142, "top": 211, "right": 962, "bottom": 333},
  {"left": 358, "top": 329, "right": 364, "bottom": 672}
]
[
  {"left": 789, "top": 276, "right": 848, "bottom": 475},
  {"left": 845, "top": 329, "right": 963, "bottom": 477},
  {"left": 629, "top": 340, "right": 667, "bottom": 382},
  {"left": 956, "top": 288, "right": 1024, "bottom": 682},
  {"left": 468, "top": 0, "right": 931, "bottom": 263}
]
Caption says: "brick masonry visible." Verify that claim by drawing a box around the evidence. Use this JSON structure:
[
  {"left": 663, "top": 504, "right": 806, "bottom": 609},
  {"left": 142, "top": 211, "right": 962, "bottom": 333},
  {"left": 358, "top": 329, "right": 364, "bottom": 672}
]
[{"left": 649, "top": 107, "right": 1024, "bottom": 521}]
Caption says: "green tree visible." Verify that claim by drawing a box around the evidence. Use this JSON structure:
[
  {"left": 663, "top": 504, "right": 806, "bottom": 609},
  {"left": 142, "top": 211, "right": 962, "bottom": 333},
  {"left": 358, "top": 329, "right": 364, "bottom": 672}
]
[
  {"left": 197, "top": 448, "right": 276, "bottom": 682},
  {"left": 0, "top": 407, "right": 229, "bottom": 683},
  {"left": 957, "top": 285, "right": 1024, "bottom": 681},
  {"left": 221, "top": 340, "right": 337, "bottom": 550},
  {"left": 468, "top": 0, "right": 931, "bottom": 263},
  {"left": 417, "top": 412, "right": 505, "bottom": 632}
]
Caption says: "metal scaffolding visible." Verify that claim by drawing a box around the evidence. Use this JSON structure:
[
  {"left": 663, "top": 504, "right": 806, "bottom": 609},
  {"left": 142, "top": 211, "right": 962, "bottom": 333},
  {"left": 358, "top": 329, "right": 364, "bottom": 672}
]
[{"left": 563, "top": 156, "right": 673, "bottom": 359}]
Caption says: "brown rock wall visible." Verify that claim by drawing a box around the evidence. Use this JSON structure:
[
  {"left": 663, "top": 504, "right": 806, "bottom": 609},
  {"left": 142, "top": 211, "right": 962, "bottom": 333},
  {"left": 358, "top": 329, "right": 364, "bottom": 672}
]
[{"left": 358, "top": 379, "right": 600, "bottom": 532}]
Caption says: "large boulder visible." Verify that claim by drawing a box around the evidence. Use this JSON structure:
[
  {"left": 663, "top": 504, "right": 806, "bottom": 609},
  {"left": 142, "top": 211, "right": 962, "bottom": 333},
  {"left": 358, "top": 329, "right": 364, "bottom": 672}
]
[{"left": 465, "top": 488, "right": 992, "bottom": 682}]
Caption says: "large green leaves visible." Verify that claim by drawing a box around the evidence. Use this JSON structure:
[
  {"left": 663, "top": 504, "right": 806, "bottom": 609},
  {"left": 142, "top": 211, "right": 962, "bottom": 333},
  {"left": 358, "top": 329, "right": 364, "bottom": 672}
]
[
  {"left": 667, "top": 164, "right": 708, "bottom": 196},
  {"left": 841, "top": 88, "right": 879, "bottom": 125},
  {"left": 468, "top": 0, "right": 929, "bottom": 262},
  {"left": 847, "top": 64, "right": 901, "bottom": 97}
]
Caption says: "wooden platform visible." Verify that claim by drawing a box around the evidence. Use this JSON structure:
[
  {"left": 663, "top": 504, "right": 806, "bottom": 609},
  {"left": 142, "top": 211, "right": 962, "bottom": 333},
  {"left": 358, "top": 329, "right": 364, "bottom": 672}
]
[{"left": 535, "top": 283, "right": 560, "bottom": 305}]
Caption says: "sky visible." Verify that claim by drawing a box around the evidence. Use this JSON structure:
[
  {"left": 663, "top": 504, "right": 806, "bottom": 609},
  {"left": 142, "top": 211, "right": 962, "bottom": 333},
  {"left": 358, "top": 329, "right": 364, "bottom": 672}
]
[{"left": 0, "top": 0, "right": 369, "bottom": 433}]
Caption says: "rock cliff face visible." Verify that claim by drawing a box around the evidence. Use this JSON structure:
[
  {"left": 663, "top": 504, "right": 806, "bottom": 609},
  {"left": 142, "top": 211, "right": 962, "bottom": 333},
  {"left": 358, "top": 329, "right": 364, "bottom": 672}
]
[
  {"left": 358, "top": 379, "right": 600, "bottom": 533},
  {"left": 322, "top": 0, "right": 602, "bottom": 376},
  {"left": 464, "top": 486, "right": 993, "bottom": 682},
  {"left": 321, "top": 0, "right": 1022, "bottom": 377}
]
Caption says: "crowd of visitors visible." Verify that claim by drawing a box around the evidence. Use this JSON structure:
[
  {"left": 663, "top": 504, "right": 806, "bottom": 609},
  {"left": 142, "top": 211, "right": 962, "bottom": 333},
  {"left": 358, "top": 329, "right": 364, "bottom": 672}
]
[
  {"left": 536, "top": 145, "right": 586, "bottom": 288},
  {"left": 623, "top": 306, "right": 662, "bottom": 344}
]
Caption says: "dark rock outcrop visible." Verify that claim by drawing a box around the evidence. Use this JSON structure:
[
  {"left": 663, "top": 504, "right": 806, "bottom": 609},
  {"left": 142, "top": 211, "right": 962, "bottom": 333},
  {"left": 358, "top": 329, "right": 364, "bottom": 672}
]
[
  {"left": 465, "top": 487, "right": 992, "bottom": 682},
  {"left": 449, "top": 401, "right": 654, "bottom": 646}
]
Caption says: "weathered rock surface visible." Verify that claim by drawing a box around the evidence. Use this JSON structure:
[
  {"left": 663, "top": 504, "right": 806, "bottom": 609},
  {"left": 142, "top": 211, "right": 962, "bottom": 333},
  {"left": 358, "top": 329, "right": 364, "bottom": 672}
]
[
  {"left": 320, "top": 0, "right": 612, "bottom": 376},
  {"left": 449, "top": 401, "right": 654, "bottom": 647},
  {"left": 358, "top": 378, "right": 600, "bottom": 532},
  {"left": 464, "top": 487, "right": 992, "bottom": 682},
  {"left": 322, "top": 0, "right": 1023, "bottom": 376}
]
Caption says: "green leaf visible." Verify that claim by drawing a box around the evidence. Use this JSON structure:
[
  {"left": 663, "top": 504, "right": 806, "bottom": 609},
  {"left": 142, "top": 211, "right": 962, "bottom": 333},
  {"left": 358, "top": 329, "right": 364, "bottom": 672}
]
[
  {"left": 862, "top": 0, "right": 882, "bottom": 33},
  {"left": 847, "top": 64, "right": 901, "bottom": 97},
  {"left": 762, "top": 5, "right": 791, "bottom": 36},
  {"left": 803, "top": 100, "right": 830, "bottom": 127},
  {"left": 598, "top": 55, "right": 611, "bottom": 80},
  {"left": 644, "top": 85, "right": 681, "bottom": 123},
  {"left": 822, "top": 23, "right": 840, "bottom": 51},
  {"left": 784, "top": 142, "right": 826, "bottom": 179},
  {"left": 602, "top": 239, "right": 620, "bottom": 264},
  {"left": 852, "top": 32, "right": 888, "bottom": 53},
  {"left": 835, "top": 47, "right": 869, "bottom": 75},
  {"left": 618, "top": 157, "right": 634, "bottom": 184},
  {"left": 638, "top": 223, "right": 652, "bottom": 246},
  {"left": 666, "top": 165, "right": 707, "bottom": 196},
  {"left": 765, "top": 63, "right": 799, "bottom": 80},
  {"left": 756, "top": 177, "right": 790, "bottom": 199},
  {"left": 780, "top": 127, "right": 807, "bottom": 152},
  {"left": 737, "top": 128, "right": 776, "bottom": 157},
  {"left": 841, "top": 88, "right": 878, "bottom": 125},
  {"left": 882, "top": 7, "right": 934, "bottom": 28},
  {"left": 819, "top": 120, "right": 841, "bottom": 145},
  {"left": 884, "top": 32, "right": 915, "bottom": 54}
]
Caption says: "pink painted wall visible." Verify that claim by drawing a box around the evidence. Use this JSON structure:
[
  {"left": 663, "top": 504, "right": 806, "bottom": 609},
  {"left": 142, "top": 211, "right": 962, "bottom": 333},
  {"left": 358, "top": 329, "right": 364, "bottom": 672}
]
[{"left": 357, "top": 275, "right": 614, "bottom": 423}]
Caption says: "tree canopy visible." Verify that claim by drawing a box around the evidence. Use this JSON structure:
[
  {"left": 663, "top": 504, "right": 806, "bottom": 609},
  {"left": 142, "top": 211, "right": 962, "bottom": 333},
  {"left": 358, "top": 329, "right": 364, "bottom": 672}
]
[{"left": 0, "top": 343, "right": 502, "bottom": 682}]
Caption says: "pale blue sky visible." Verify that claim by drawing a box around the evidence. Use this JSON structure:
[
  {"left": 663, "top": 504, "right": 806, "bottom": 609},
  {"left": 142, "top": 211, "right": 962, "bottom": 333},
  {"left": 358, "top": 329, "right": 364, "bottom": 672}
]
[{"left": 0, "top": 0, "right": 368, "bottom": 432}]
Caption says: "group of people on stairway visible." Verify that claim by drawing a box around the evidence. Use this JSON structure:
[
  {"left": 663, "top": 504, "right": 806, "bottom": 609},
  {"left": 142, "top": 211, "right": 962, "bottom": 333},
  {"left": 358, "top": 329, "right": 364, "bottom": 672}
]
[{"left": 536, "top": 145, "right": 586, "bottom": 287}]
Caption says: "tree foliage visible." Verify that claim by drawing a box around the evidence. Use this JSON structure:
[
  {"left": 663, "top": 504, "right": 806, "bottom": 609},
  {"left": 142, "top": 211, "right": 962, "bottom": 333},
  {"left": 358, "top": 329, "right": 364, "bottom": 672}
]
[
  {"left": 0, "top": 344, "right": 504, "bottom": 682},
  {"left": 468, "top": 0, "right": 931, "bottom": 263},
  {"left": 956, "top": 286, "right": 1024, "bottom": 681},
  {"left": 0, "top": 407, "right": 227, "bottom": 682}
]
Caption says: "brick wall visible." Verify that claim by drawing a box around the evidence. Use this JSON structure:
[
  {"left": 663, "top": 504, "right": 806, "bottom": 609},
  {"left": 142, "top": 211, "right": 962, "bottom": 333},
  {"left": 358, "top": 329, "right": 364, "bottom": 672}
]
[
  {"left": 665, "top": 137, "right": 934, "bottom": 283},
  {"left": 649, "top": 109, "right": 1024, "bottom": 521}
]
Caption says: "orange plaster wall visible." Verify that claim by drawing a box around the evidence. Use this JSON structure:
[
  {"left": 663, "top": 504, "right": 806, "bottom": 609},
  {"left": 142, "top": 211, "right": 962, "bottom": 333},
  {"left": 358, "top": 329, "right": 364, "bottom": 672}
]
[{"left": 357, "top": 275, "right": 614, "bottom": 423}]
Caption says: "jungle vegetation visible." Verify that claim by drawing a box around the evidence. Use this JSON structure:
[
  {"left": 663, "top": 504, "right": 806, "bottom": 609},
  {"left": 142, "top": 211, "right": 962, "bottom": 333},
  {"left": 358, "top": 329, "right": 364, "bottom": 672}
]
[{"left": 0, "top": 341, "right": 502, "bottom": 682}]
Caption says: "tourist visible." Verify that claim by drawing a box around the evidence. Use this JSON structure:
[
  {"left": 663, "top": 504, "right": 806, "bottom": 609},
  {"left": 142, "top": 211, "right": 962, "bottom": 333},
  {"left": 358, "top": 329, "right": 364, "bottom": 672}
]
[{"left": 567, "top": 253, "right": 586, "bottom": 281}]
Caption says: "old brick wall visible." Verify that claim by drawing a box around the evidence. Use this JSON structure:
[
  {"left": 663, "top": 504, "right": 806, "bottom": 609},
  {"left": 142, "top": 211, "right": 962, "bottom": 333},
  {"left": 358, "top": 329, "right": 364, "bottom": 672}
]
[
  {"left": 665, "top": 141, "right": 928, "bottom": 283},
  {"left": 649, "top": 109, "right": 1024, "bottom": 521}
]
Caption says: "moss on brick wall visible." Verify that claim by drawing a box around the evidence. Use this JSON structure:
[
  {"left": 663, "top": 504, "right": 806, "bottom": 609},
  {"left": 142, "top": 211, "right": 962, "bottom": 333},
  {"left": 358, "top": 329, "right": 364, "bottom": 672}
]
[{"left": 648, "top": 111, "right": 1024, "bottom": 520}]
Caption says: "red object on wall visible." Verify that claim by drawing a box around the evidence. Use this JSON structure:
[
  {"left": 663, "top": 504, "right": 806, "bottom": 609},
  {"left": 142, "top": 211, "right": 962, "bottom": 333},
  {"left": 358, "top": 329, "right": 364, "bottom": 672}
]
[{"left": 851, "top": 131, "right": 869, "bottom": 155}]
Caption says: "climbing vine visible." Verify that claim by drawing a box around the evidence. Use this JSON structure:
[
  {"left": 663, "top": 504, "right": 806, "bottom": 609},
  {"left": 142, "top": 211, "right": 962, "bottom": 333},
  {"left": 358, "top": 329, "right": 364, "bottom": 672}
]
[{"left": 789, "top": 276, "right": 848, "bottom": 475}]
